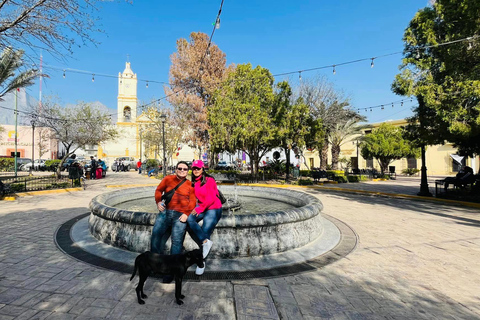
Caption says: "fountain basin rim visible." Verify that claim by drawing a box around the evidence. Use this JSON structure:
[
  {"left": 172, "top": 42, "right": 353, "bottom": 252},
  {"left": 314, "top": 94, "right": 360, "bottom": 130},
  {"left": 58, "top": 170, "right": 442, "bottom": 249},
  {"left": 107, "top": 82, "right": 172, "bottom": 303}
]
[{"left": 89, "top": 186, "right": 323, "bottom": 228}]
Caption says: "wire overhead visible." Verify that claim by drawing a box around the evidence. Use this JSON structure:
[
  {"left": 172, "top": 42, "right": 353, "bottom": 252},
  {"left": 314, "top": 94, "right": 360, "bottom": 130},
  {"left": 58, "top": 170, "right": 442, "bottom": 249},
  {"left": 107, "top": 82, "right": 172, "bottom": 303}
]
[{"left": 13, "top": 24, "right": 478, "bottom": 123}]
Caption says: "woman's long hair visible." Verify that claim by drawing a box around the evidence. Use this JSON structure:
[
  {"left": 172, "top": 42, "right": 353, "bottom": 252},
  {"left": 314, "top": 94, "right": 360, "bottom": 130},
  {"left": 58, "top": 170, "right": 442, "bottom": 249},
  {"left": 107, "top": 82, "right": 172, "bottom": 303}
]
[{"left": 192, "top": 168, "right": 215, "bottom": 187}]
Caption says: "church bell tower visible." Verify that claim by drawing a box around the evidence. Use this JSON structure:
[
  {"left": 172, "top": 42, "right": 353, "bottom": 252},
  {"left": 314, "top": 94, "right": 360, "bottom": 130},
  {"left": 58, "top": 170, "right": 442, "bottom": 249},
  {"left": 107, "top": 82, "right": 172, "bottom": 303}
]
[{"left": 117, "top": 62, "right": 138, "bottom": 123}]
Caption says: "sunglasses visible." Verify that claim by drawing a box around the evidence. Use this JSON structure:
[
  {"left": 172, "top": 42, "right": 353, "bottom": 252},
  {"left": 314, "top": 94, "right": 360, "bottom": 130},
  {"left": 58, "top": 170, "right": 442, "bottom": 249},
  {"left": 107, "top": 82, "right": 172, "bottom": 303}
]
[
  {"left": 176, "top": 167, "right": 189, "bottom": 171},
  {"left": 192, "top": 167, "right": 202, "bottom": 171}
]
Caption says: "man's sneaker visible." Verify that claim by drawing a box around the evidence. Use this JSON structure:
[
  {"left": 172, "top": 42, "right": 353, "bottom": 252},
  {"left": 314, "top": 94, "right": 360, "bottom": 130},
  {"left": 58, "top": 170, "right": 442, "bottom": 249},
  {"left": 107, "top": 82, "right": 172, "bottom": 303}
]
[
  {"left": 195, "top": 262, "right": 205, "bottom": 276},
  {"left": 202, "top": 239, "right": 213, "bottom": 258}
]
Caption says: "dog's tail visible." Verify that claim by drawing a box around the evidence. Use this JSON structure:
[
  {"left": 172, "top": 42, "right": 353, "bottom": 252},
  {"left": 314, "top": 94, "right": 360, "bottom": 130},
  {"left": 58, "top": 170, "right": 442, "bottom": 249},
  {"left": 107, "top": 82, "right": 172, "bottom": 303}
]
[{"left": 130, "top": 255, "right": 139, "bottom": 281}]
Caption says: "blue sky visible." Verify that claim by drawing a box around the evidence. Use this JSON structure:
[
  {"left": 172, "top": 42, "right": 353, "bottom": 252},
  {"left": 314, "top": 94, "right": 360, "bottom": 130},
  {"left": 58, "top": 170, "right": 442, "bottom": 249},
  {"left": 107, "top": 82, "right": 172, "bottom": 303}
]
[{"left": 19, "top": 0, "right": 428, "bottom": 124}]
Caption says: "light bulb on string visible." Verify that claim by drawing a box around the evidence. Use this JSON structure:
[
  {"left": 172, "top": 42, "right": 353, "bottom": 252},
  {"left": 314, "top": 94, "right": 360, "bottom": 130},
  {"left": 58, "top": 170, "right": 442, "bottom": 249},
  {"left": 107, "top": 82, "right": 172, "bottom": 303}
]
[
  {"left": 392, "top": 103, "right": 394, "bottom": 108},
  {"left": 215, "top": 17, "right": 220, "bottom": 29},
  {"left": 467, "top": 37, "right": 473, "bottom": 50},
  {"left": 333, "top": 65, "right": 336, "bottom": 75},
  {"left": 146, "top": 81, "right": 149, "bottom": 88},
  {"left": 371, "top": 58, "right": 375, "bottom": 68},
  {"left": 381, "top": 105, "right": 384, "bottom": 110},
  {"left": 298, "top": 71, "right": 302, "bottom": 81},
  {"left": 63, "top": 70, "right": 66, "bottom": 78},
  {"left": 370, "top": 108, "right": 372, "bottom": 112},
  {"left": 401, "top": 101, "right": 404, "bottom": 107},
  {"left": 410, "top": 97, "right": 413, "bottom": 102},
  {"left": 92, "top": 74, "right": 95, "bottom": 82},
  {"left": 120, "top": 76, "right": 122, "bottom": 84}
]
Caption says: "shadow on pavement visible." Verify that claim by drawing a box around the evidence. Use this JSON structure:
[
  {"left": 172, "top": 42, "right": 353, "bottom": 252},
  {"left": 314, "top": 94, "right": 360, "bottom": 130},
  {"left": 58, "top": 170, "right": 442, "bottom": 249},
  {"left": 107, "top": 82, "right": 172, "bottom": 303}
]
[{"left": 305, "top": 188, "right": 480, "bottom": 228}]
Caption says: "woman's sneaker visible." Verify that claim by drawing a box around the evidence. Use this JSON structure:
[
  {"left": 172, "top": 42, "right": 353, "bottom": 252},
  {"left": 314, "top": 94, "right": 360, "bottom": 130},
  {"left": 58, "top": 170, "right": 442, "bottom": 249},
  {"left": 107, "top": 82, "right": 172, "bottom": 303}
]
[
  {"left": 202, "top": 239, "right": 213, "bottom": 258},
  {"left": 195, "top": 261, "right": 205, "bottom": 276}
]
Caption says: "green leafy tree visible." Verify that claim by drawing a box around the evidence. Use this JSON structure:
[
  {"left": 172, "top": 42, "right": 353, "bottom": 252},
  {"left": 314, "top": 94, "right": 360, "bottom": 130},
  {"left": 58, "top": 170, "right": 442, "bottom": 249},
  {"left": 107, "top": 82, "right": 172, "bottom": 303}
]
[
  {"left": 209, "top": 63, "right": 276, "bottom": 179},
  {"left": 360, "top": 123, "right": 420, "bottom": 174},
  {"left": 0, "top": 48, "right": 39, "bottom": 99},
  {"left": 392, "top": 0, "right": 480, "bottom": 158},
  {"left": 30, "top": 99, "right": 119, "bottom": 177},
  {"left": 272, "top": 81, "right": 311, "bottom": 179}
]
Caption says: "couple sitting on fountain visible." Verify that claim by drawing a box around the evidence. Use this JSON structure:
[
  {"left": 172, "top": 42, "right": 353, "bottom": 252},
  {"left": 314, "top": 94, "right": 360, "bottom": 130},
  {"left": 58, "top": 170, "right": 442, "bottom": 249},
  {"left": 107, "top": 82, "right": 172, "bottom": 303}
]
[{"left": 151, "top": 160, "right": 223, "bottom": 282}]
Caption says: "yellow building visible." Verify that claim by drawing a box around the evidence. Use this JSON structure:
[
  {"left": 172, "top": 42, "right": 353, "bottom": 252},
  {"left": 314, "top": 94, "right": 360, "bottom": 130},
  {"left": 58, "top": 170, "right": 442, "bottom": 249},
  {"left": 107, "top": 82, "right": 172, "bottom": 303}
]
[
  {"left": 97, "top": 62, "right": 197, "bottom": 166},
  {"left": 301, "top": 119, "right": 479, "bottom": 176}
]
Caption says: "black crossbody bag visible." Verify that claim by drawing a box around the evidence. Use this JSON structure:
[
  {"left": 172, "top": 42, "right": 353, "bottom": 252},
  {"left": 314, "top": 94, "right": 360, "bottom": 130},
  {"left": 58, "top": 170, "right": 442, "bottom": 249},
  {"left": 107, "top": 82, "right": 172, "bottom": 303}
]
[{"left": 161, "top": 179, "right": 187, "bottom": 206}]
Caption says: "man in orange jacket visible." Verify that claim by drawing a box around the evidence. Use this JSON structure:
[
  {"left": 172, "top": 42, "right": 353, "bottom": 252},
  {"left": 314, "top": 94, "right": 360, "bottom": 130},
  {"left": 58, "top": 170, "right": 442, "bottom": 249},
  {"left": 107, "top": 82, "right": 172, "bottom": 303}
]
[{"left": 151, "top": 161, "right": 196, "bottom": 259}]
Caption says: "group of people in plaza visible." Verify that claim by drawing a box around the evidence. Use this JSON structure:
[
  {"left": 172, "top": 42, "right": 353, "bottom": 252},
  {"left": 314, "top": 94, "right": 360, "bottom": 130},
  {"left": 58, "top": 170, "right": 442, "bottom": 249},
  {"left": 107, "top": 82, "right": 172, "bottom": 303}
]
[
  {"left": 112, "top": 158, "right": 130, "bottom": 172},
  {"left": 151, "top": 159, "right": 222, "bottom": 281},
  {"left": 89, "top": 156, "right": 107, "bottom": 179}
]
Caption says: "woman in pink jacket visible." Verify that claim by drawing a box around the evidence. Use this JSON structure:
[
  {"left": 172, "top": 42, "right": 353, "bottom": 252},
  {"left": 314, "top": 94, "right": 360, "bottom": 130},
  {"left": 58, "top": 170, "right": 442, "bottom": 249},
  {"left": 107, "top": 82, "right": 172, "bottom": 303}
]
[{"left": 187, "top": 159, "right": 223, "bottom": 275}]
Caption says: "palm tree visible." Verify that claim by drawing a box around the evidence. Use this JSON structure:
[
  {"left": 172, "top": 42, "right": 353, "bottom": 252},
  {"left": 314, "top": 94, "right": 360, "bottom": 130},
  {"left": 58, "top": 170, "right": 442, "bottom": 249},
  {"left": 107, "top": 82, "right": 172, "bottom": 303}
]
[
  {"left": 329, "top": 119, "right": 367, "bottom": 170},
  {"left": 0, "top": 47, "right": 39, "bottom": 99}
]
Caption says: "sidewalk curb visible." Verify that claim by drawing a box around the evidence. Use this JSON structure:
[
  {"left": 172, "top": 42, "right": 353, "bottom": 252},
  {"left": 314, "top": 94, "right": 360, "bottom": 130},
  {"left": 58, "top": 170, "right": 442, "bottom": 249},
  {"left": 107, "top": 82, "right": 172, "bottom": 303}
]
[{"left": 15, "top": 188, "right": 83, "bottom": 197}]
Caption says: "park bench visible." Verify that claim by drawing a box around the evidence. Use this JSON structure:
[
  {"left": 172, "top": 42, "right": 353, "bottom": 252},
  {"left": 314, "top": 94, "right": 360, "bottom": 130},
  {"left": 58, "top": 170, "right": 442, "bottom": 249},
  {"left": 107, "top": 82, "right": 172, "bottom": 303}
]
[{"left": 435, "top": 174, "right": 480, "bottom": 197}]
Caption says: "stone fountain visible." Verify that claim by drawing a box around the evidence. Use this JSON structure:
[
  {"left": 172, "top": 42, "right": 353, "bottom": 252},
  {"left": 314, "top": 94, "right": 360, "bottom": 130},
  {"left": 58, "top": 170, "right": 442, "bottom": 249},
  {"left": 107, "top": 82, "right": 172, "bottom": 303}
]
[{"left": 88, "top": 185, "right": 325, "bottom": 259}]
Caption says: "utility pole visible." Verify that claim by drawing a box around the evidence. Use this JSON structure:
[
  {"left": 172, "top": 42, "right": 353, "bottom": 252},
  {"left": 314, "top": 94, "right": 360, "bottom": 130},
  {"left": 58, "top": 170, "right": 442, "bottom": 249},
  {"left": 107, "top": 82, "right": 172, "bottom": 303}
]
[
  {"left": 30, "top": 117, "right": 36, "bottom": 175},
  {"left": 14, "top": 89, "right": 18, "bottom": 178}
]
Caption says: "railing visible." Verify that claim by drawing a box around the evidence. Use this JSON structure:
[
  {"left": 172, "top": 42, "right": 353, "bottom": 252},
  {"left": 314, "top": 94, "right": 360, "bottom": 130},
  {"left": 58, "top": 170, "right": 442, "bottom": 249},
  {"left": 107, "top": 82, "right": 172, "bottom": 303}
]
[{"left": 0, "top": 175, "right": 74, "bottom": 194}]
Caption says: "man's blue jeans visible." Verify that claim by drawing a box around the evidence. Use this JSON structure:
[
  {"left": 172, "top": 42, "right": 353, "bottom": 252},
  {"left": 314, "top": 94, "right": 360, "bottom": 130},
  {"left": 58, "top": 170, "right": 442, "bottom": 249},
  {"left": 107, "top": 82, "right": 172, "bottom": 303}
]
[
  {"left": 187, "top": 208, "right": 222, "bottom": 246},
  {"left": 151, "top": 210, "right": 186, "bottom": 255}
]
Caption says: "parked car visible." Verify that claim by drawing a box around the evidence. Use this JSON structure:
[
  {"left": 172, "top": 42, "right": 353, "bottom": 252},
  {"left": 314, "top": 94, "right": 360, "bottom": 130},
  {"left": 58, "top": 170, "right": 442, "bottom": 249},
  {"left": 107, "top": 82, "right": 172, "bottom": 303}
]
[
  {"left": 112, "top": 156, "right": 135, "bottom": 171},
  {"left": 21, "top": 159, "right": 47, "bottom": 171},
  {"left": 15, "top": 158, "right": 32, "bottom": 170},
  {"left": 216, "top": 160, "right": 234, "bottom": 170},
  {"left": 61, "top": 157, "right": 78, "bottom": 171}
]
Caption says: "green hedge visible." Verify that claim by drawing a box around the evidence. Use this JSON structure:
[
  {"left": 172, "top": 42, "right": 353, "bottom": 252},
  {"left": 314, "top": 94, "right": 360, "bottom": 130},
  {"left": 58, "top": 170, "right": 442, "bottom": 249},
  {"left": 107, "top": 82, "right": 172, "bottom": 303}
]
[
  {"left": 402, "top": 168, "right": 420, "bottom": 176},
  {"left": 297, "top": 178, "right": 314, "bottom": 185},
  {"left": 0, "top": 158, "right": 14, "bottom": 171},
  {"left": 347, "top": 175, "right": 369, "bottom": 182}
]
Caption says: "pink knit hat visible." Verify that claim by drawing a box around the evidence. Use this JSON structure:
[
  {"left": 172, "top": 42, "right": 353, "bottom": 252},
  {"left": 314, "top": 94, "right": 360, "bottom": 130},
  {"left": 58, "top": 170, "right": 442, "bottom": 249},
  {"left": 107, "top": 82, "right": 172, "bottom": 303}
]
[{"left": 192, "top": 160, "right": 204, "bottom": 168}]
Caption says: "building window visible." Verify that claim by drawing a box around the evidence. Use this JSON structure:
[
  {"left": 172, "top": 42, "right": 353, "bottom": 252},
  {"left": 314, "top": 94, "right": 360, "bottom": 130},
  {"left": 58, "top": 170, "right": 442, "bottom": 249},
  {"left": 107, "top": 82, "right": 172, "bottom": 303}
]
[
  {"left": 351, "top": 157, "right": 358, "bottom": 169},
  {"left": 123, "top": 106, "right": 131, "bottom": 122},
  {"left": 366, "top": 158, "right": 373, "bottom": 168},
  {"left": 407, "top": 157, "right": 417, "bottom": 169}
]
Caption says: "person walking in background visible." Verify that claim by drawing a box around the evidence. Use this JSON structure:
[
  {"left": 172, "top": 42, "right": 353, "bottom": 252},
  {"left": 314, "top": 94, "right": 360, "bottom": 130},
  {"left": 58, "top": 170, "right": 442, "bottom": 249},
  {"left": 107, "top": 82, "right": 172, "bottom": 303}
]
[
  {"left": 137, "top": 159, "right": 142, "bottom": 174},
  {"left": 187, "top": 159, "right": 223, "bottom": 276},
  {"left": 151, "top": 161, "right": 196, "bottom": 283},
  {"left": 98, "top": 159, "right": 107, "bottom": 178},
  {"left": 89, "top": 156, "right": 97, "bottom": 179},
  {"left": 113, "top": 159, "right": 119, "bottom": 173}
]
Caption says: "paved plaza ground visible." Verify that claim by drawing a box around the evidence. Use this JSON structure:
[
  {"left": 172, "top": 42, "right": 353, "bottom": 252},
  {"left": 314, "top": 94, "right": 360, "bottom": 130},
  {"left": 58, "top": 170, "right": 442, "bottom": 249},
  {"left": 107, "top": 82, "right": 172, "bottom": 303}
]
[{"left": 0, "top": 172, "right": 479, "bottom": 319}]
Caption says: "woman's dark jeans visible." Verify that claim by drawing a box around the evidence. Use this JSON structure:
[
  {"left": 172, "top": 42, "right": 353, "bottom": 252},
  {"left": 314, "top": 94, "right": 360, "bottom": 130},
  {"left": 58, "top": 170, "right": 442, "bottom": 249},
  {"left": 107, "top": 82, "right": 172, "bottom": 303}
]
[
  {"left": 187, "top": 208, "right": 222, "bottom": 246},
  {"left": 151, "top": 209, "right": 186, "bottom": 255}
]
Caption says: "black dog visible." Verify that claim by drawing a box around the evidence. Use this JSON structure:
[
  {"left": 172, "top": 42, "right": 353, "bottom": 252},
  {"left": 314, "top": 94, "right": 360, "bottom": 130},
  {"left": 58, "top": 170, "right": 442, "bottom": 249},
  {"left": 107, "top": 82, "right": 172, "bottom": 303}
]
[{"left": 130, "top": 249, "right": 204, "bottom": 305}]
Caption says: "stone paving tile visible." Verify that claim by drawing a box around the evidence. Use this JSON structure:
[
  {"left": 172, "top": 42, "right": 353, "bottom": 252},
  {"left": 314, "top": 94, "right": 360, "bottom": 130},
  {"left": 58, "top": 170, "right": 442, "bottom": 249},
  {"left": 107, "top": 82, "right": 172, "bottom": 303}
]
[
  {"left": 234, "top": 285, "right": 279, "bottom": 319},
  {"left": 1, "top": 174, "right": 480, "bottom": 320}
]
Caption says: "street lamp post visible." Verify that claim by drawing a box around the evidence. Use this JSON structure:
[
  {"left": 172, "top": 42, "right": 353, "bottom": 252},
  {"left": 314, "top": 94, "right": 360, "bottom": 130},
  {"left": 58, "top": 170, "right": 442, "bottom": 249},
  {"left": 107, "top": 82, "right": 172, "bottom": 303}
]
[
  {"left": 204, "top": 129, "right": 209, "bottom": 167},
  {"left": 30, "top": 118, "right": 36, "bottom": 175},
  {"left": 139, "top": 127, "right": 143, "bottom": 161},
  {"left": 160, "top": 114, "right": 167, "bottom": 177}
]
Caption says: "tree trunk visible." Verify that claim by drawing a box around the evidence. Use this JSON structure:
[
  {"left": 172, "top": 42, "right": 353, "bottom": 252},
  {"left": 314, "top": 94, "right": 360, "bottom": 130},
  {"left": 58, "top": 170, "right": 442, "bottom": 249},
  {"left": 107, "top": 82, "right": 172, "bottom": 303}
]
[
  {"left": 320, "top": 136, "right": 329, "bottom": 170},
  {"left": 331, "top": 143, "right": 340, "bottom": 170},
  {"left": 285, "top": 146, "right": 291, "bottom": 181}
]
